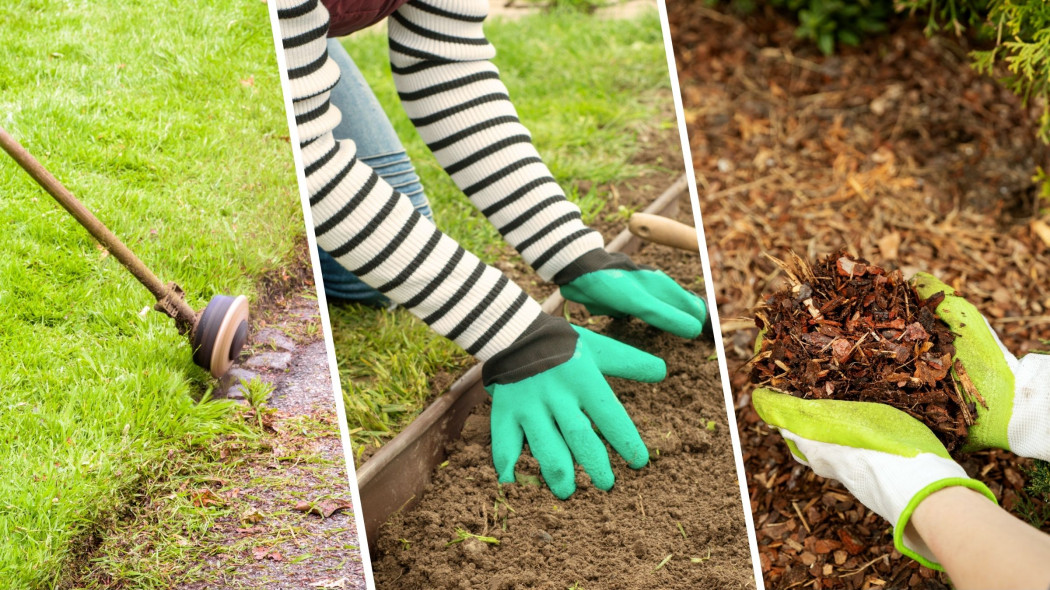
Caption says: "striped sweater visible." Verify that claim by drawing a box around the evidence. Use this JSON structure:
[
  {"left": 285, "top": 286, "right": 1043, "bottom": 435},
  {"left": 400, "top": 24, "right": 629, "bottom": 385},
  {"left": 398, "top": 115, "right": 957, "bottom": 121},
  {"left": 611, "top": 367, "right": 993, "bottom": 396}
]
[{"left": 276, "top": 0, "right": 606, "bottom": 360}]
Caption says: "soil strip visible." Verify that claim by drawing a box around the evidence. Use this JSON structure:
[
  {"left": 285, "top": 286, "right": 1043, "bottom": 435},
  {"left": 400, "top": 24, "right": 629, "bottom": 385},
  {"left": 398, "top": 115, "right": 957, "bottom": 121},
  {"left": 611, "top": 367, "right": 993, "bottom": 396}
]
[{"left": 176, "top": 284, "right": 367, "bottom": 590}]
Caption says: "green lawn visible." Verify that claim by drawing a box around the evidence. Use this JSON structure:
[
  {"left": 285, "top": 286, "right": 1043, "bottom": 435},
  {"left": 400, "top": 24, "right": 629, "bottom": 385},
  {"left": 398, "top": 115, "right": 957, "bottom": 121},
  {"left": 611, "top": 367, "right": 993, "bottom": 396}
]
[
  {"left": 334, "top": 9, "right": 677, "bottom": 457},
  {"left": 0, "top": 0, "right": 301, "bottom": 586}
]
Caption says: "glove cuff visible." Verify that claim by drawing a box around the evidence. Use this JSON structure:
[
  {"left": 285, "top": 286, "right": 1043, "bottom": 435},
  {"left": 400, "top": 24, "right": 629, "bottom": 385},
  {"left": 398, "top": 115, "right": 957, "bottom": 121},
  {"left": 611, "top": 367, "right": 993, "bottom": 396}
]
[
  {"left": 894, "top": 477, "right": 997, "bottom": 571},
  {"left": 1008, "top": 352, "right": 1050, "bottom": 460},
  {"left": 482, "top": 313, "right": 577, "bottom": 386},
  {"left": 551, "top": 248, "right": 646, "bottom": 285}
]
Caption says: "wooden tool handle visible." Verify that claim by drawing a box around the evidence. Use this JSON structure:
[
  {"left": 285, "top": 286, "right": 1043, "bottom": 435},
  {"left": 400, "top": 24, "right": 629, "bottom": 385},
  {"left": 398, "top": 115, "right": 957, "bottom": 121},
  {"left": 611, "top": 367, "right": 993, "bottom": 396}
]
[
  {"left": 628, "top": 213, "right": 699, "bottom": 253},
  {"left": 0, "top": 126, "right": 197, "bottom": 324}
]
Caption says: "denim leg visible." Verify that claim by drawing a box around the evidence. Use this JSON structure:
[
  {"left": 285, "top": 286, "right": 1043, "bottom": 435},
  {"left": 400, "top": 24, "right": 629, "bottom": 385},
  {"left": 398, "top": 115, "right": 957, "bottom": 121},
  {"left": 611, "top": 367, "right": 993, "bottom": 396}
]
[{"left": 317, "top": 38, "right": 434, "bottom": 305}]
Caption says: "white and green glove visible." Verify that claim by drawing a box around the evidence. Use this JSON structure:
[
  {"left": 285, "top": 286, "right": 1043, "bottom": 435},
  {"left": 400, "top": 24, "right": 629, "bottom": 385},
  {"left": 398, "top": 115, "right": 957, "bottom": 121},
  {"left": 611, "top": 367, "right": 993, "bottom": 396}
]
[
  {"left": 912, "top": 273, "right": 1050, "bottom": 459},
  {"left": 753, "top": 388, "right": 996, "bottom": 570}
]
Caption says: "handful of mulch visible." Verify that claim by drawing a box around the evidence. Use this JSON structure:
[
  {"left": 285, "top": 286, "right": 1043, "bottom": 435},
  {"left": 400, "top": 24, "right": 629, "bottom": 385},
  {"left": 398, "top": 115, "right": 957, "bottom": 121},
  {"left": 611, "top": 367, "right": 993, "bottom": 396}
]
[{"left": 748, "top": 250, "right": 985, "bottom": 452}]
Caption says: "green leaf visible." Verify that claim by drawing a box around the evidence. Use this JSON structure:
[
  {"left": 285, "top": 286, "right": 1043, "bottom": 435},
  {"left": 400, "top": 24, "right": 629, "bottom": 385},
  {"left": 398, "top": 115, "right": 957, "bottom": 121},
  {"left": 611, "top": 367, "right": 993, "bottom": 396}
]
[
  {"left": 839, "top": 30, "right": 861, "bottom": 46},
  {"left": 818, "top": 32, "right": 836, "bottom": 55}
]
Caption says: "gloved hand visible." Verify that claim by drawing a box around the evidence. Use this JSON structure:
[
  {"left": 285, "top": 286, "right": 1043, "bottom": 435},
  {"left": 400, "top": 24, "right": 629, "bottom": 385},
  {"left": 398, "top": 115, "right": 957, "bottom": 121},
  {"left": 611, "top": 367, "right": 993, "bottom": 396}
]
[
  {"left": 912, "top": 273, "right": 1050, "bottom": 459},
  {"left": 483, "top": 314, "right": 665, "bottom": 499},
  {"left": 553, "top": 249, "right": 708, "bottom": 339},
  {"left": 752, "top": 387, "right": 996, "bottom": 570}
]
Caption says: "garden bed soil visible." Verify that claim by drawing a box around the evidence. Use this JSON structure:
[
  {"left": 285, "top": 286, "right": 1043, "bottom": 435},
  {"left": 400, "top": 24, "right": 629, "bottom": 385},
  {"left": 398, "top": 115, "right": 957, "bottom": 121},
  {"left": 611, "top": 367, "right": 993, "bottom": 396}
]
[
  {"left": 669, "top": 3, "right": 1050, "bottom": 588},
  {"left": 371, "top": 194, "right": 756, "bottom": 589}
]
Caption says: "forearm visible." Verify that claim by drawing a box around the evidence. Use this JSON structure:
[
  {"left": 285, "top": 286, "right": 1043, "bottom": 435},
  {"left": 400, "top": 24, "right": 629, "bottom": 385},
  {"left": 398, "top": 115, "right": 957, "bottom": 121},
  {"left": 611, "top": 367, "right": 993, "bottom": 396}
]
[
  {"left": 388, "top": 0, "right": 604, "bottom": 281},
  {"left": 276, "top": 0, "right": 542, "bottom": 359},
  {"left": 909, "top": 486, "right": 1050, "bottom": 590}
]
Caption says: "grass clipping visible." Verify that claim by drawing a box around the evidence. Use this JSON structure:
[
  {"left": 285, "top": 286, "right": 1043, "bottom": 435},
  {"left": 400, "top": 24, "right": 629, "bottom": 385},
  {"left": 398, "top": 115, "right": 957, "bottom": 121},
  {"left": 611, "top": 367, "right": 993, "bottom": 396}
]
[{"left": 748, "top": 250, "right": 983, "bottom": 452}]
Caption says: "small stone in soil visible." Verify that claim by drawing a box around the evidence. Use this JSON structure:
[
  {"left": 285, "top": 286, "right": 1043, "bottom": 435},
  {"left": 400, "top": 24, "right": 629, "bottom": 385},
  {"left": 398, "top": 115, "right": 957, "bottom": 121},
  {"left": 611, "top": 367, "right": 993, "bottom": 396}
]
[
  {"left": 252, "top": 328, "right": 296, "bottom": 352},
  {"left": 221, "top": 367, "right": 261, "bottom": 400},
  {"left": 533, "top": 530, "right": 553, "bottom": 544},
  {"left": 245, "top": 351, "right": 293, "bottom": 371}
]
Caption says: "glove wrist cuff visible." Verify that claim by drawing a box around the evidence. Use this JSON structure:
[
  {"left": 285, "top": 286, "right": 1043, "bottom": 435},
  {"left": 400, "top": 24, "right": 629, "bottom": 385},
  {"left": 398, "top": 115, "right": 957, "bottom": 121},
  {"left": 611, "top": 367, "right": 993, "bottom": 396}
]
[
  {"left": 551, "top": 248, "right": 643, "bottom": 285},
  {"left": 894, "top": 477, "right": 997, "bottom": 571},
  {"left": 1006, "top": 353, "right": 1050, "bottom": 459},
  {"left": 482, "top": 314, "right": 577, "bottom": 386}
]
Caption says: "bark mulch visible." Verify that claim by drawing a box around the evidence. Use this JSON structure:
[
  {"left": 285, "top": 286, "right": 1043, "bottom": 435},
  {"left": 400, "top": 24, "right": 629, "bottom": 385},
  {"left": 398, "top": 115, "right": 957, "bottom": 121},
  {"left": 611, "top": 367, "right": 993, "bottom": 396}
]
[
  {"left": 669, "top": 3, "right": 1050, "bottom": 589},
  {"left": 749, "top": 251, "right": 973, "bottom": 452}
]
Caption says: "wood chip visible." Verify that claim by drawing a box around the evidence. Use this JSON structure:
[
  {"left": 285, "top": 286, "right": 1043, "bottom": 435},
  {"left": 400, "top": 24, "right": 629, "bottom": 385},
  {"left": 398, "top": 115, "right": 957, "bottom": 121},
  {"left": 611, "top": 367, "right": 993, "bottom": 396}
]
[
  {"left": 1032, "top": 219, "right": 1050, "bottom": 249},
  {"left": 954, "top": 360, "right": 988, "bottom": 409}
]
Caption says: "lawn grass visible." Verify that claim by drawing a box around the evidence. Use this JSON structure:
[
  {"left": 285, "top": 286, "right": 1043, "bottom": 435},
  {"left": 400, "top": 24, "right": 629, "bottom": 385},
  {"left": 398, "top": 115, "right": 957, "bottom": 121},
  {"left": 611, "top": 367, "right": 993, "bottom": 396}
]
[
  {"left": 0, "top": 0, "right": 301, "bottom": 586},
  {"left": 333, "top": 9, "right": 676, "bottom": 456}
]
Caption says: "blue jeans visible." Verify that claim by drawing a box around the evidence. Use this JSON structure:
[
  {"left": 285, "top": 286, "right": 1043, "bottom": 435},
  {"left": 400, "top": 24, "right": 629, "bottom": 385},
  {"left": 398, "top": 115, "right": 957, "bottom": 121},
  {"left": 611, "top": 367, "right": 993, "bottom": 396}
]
[{"left": 317, "top": 38, "right": 434, "bottom": 306}]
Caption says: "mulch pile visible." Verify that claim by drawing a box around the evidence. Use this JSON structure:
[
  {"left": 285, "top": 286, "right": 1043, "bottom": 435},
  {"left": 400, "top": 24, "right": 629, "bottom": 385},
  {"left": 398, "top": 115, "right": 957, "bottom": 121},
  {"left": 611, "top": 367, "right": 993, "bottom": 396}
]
[
  {"left": 668, "top": 2, "right": 1050, "bottom": 588},
  {"left": 749, "top": 251, "right": 977, "bottom": 452}
]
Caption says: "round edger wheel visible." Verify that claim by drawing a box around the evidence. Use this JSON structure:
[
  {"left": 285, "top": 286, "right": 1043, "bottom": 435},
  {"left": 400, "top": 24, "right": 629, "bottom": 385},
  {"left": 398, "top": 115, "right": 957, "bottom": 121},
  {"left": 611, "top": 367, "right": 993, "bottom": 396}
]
[{"left": 192, "top": 294, "right": 250, "bottom": 378}]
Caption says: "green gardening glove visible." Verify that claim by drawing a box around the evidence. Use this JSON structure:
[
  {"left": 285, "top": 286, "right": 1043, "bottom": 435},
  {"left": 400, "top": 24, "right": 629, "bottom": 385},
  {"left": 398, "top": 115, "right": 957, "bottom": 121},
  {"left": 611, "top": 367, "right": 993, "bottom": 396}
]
[
  {"left": 553, "top": 249, "right": 709, "bottom": 339},
  {"left": 912, "top": 273, "right": 1050, "bottom": 458},
  {"left": 483, "top": 314, "right": 665, "bottom": 499},
  {"left": 753, "top": 387, "right": 997, "bottom": 570}
]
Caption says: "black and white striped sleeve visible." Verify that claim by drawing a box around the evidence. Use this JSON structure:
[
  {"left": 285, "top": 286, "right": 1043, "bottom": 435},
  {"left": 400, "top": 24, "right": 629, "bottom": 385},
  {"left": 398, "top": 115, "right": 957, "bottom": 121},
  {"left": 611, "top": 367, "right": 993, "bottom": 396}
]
[
  {"left": 388, "top": 0, "right": 605, "bottom": 282},
  {"left": 277, "top": 0, "right": 543, "bottom": 360}
]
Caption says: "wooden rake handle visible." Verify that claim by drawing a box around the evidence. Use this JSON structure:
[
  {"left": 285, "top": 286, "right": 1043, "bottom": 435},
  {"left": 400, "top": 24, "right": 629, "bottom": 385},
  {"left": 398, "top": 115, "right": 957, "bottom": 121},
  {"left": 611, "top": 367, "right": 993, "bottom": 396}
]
[{"left": 627, "top": 213, "right": 699, "bottom": 253}]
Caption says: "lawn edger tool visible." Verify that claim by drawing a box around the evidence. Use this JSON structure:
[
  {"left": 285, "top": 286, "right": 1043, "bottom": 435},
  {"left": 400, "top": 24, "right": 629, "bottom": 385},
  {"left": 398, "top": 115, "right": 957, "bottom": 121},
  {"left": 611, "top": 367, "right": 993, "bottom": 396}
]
[{"left": 1, "top": 127, "right": 249, "bottom": 378}]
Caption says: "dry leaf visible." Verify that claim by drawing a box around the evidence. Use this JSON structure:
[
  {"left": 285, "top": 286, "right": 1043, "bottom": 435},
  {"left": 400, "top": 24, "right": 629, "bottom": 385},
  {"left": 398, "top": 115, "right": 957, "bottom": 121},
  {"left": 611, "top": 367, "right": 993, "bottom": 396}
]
[
  {"left": 294, "top": 498, "right": 355, "bottom": 518},
  {"left": 190, "top": 488, "right": 224, "bottom": 508},
  {"left": 252, "top": 546, "right": 284, "bottom": 561},
  {"left": 236, "top": 525, "right": 267, "bottom": 535}
]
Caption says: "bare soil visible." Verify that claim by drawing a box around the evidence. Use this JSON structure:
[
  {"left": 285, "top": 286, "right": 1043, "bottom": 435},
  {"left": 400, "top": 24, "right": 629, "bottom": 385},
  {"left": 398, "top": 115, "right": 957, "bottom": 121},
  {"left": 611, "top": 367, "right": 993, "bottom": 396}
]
[
  {"left": 669, "top": 3, "right": 1050, "bottom": 588},
  {"left": 370, "top": 194, "right": 756, "bottom": 589}
]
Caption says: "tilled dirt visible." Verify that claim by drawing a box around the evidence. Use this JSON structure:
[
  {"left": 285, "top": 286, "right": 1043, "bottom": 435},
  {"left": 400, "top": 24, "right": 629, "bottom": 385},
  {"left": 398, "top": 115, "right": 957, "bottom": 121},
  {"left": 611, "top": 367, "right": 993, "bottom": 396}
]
[
  {"left": 371, "top": 195, "right": 755, "bottom": 589},
  {"left": 669, "top": 3, "right": 1050, "bottom": 589}
]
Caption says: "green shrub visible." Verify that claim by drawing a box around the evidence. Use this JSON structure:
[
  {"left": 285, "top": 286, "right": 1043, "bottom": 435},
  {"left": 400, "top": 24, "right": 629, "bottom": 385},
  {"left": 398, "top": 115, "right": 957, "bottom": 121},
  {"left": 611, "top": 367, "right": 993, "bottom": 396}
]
[
  {"left": 970, "top": 1, "right": 1050, "bottom": 142},
  {"left": 712, "top": 0, "right": 894, "bottom": 54},
  {"left": 897, "top": 0, "right": 988, "bottom": 35},
  {"left": 1028, "top": 459, "right": 1050, "bottom": 498},
  {"left": 900, "top": 0, "right": 1050, "bottom": 143},
  {"left": 1019, "top": 459, "right": 1050, "bottom": 527},
  {"left": 785, "top": 0, "right": 894, "bottom": 55}
]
